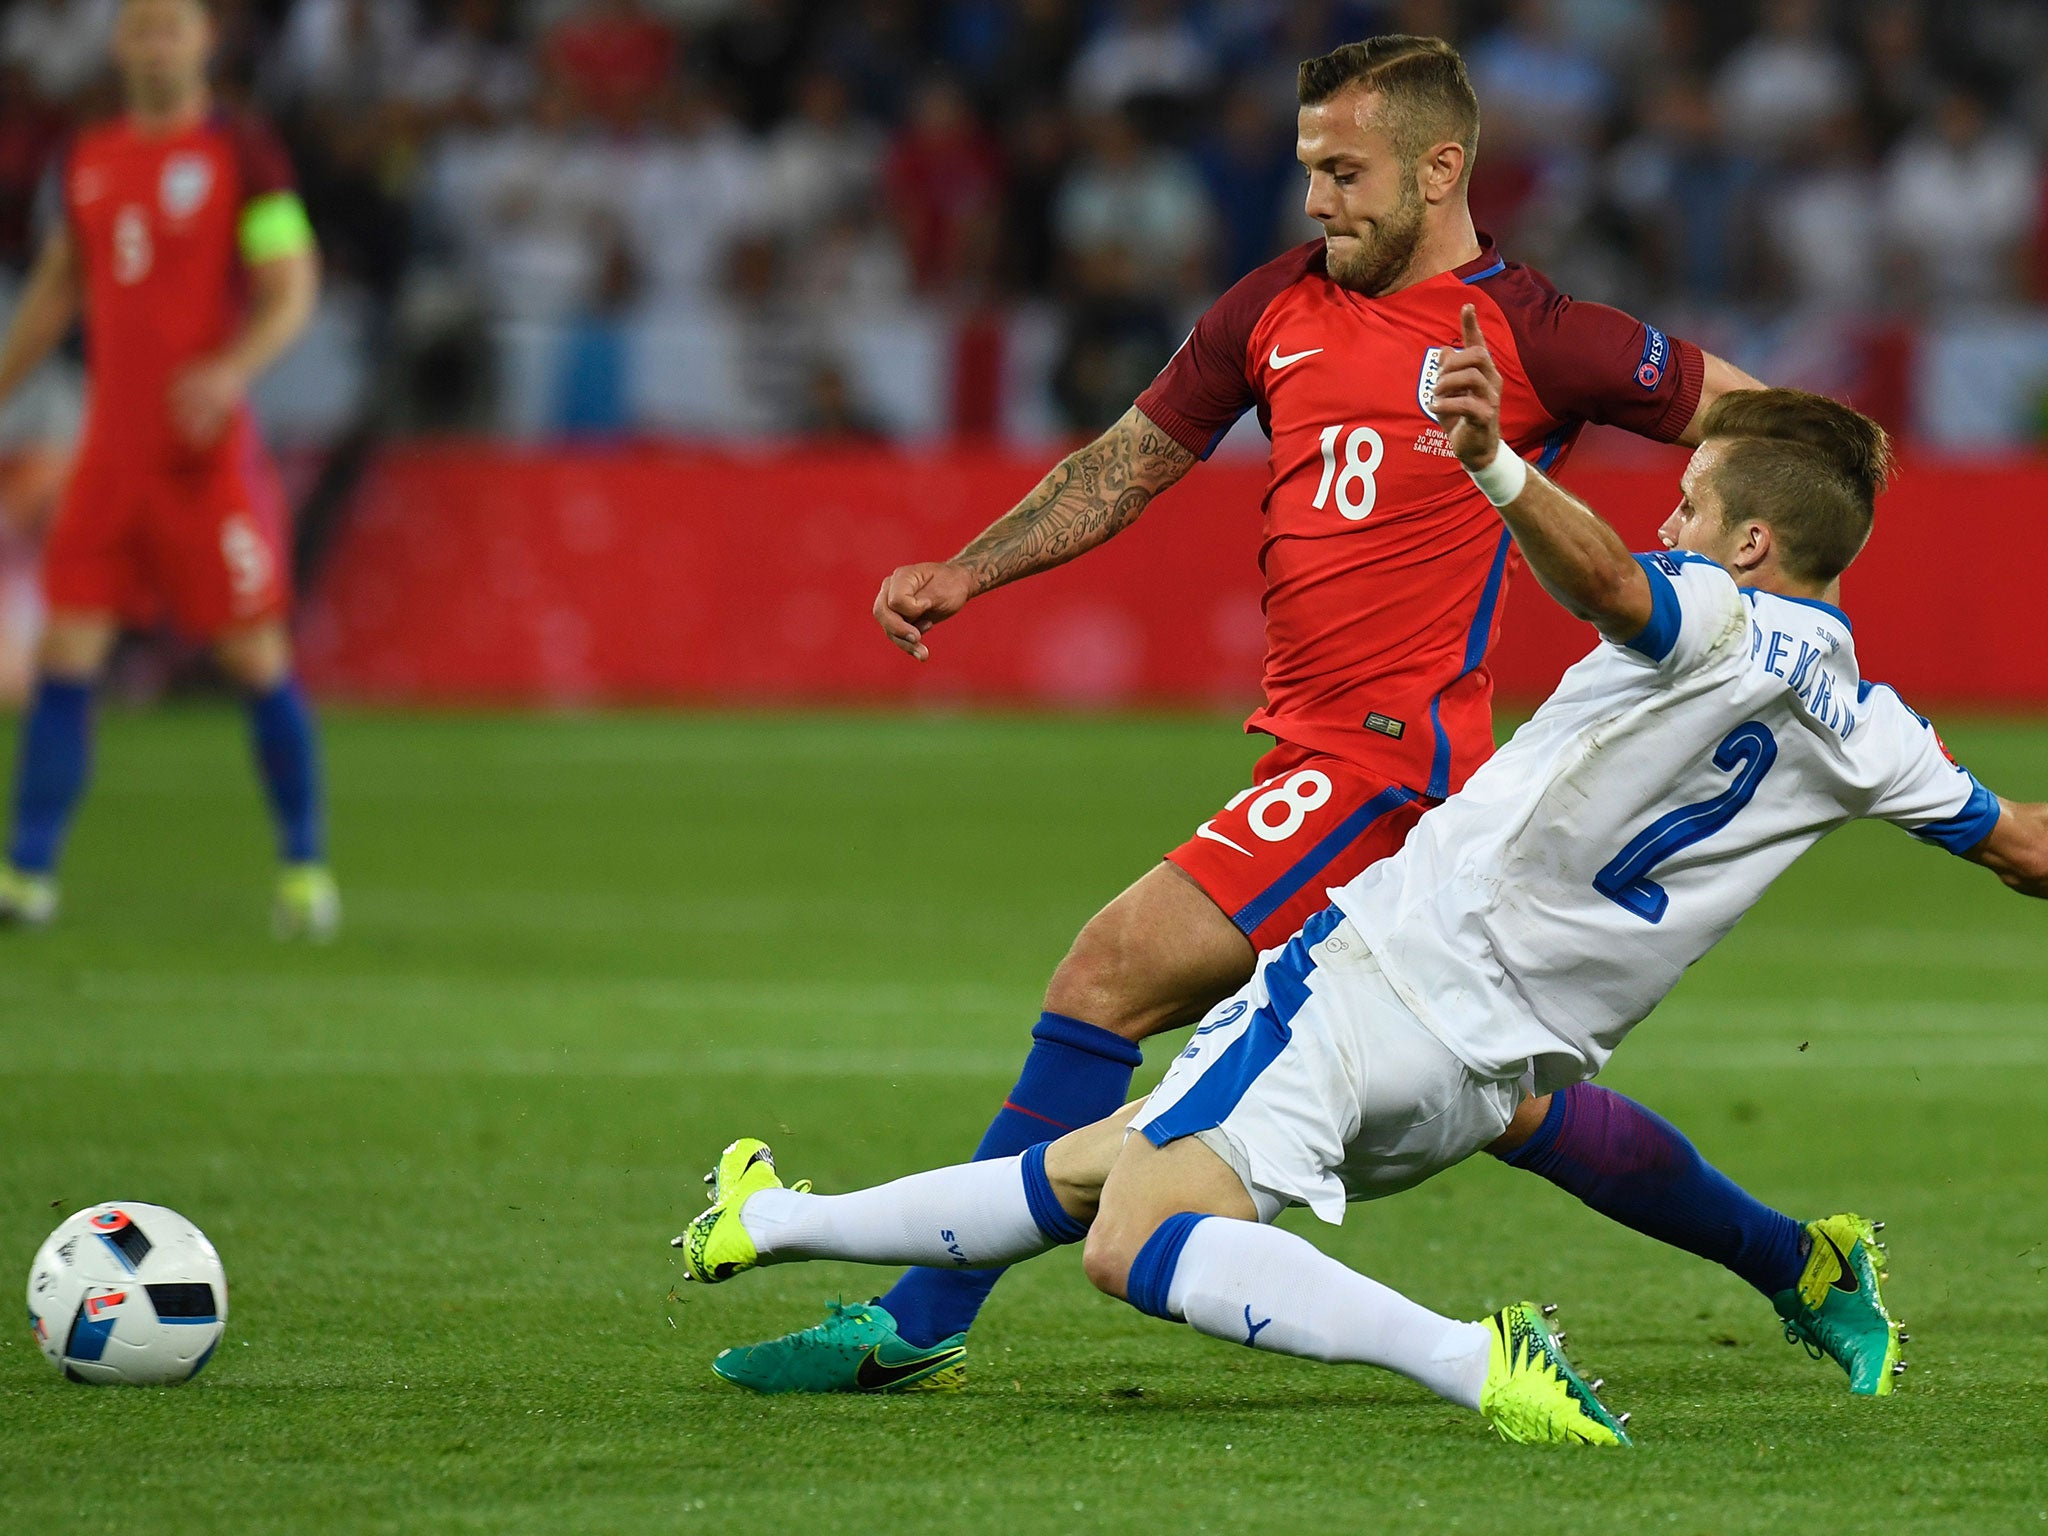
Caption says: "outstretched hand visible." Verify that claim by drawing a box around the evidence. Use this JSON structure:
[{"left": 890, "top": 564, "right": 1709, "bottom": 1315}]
[
  {"left": 873, "top": 561, "right": 977, "bottom": 661},
  {"left": 1432, "top": 304, "right": 1504, "bottom": 469}
]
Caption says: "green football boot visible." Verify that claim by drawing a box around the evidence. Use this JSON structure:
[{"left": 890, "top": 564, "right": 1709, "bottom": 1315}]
[
  {"left": 0, "top": 865, "right": 57, "bottom": 928},
  {"left": 672, "top": 1138, "right": 807, "bottom": 1284},
  {"left": 273, "top": 863, "right": 342, "bottom": 942},
  {"left": 1773, "top": 1213, "right": 1905, "bottom": 1395},
  {"left": 1478, "top": 1301, "right": 1631, "bottom": 1447},
  {"left": 711, "top": 1299, "right": 967, "bottom": 1396}
]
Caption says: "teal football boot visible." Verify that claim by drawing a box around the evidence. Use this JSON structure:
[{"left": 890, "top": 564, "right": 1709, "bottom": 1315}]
[
  {"left": 712, "top": 1300, "right": 967, "bottom": 1395},
  {"left": 1773, "top": 1213, "right": 1906, "bottom": 1395}
]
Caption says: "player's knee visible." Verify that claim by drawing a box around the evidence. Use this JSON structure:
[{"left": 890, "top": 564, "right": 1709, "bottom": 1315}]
[
  {"left": 1080, "top": 1220, "right": 1139, "bottom": 1300},
  {"left": 1044, "top": 920, "right": 1161, "bottom": 1042},
  {"left": 36, "top": 618, "right": 115, "bottom": 680},
  {"left": 214, "top": 623, "right": 292, "bottom": 691}
]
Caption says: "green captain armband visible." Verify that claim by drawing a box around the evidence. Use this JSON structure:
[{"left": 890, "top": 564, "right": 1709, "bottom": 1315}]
[{"left": 238, "top": 191, "right": 315, "bottom": 264}]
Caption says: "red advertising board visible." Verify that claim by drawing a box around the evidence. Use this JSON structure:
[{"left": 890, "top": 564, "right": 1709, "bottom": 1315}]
[{"left": 300, "top": 443, "right": 2046, "bottom": 711}]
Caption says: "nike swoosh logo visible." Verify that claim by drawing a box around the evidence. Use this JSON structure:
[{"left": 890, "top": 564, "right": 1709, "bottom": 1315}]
[
  {"left": 1194, "top": 824, "right": 1253, "bottom": 857},
  {"left": 854, "top": 1343, "right": 964, "bottom": 1391},
  {"left": 1820, "top": 1231, "right": 1861, "bottom": 1293},
  {"left": 1268, "top": 345, "right": 1323, "bottom": 370}
]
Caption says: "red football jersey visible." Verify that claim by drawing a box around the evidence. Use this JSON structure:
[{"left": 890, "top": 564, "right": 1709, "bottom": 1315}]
[
  {"left": 1136, "top": 237, "right": 1703, "bottom": 800},
  {"left": 61, "top": 111, "right": 296, "bottom": 456}
]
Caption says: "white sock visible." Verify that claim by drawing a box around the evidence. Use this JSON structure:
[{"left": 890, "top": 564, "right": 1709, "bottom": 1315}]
[
  {"left": 1162, "top": 1218, "right": 1492, "bottom": 1410},
  {"left": 738, "top": 1155, "right": 1062, "bottom": 1270}
]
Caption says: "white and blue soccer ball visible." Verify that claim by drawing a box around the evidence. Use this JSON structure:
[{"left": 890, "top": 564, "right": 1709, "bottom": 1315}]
[{"left": 26, "top": 1202, "right": 228, "bottom": 1385}]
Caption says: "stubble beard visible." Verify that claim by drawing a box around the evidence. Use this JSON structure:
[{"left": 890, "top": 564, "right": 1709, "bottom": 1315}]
[{"left": 1323, "top": 177, "right": 1427, "bottom": 298}]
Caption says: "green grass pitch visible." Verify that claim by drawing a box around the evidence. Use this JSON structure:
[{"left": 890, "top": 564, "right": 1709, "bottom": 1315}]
[{"left": 0, "top": 707, "right": 2043, "bottom": 1533}]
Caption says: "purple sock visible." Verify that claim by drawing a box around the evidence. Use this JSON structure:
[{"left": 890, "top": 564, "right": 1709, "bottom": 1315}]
[{"left": 1500, "top": 1082, "right": 1807, "bottom": 1297}]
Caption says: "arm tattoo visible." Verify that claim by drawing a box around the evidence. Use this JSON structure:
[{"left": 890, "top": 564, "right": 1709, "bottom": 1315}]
[{"left": 953, "top": 409, "right": 1198, "bottom": 595}]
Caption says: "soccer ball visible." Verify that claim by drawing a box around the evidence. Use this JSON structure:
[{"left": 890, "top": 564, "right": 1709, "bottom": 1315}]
[{"left": 25, "top": 1202, "right": 228, "bottom": 1385}]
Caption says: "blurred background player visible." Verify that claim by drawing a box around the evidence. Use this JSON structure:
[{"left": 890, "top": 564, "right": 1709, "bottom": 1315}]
[
  {"left": 720, "top": 37, "right": 1904, "bottom": 1398},
  {"left": 0, "top": 0, "right": 333, "bottom": 937}
]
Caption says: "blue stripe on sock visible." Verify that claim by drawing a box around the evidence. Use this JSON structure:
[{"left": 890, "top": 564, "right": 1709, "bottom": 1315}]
[
  {"left": 1126, "top": 1212, "right": 1211, "bottom": 1320},
  {"left": 1019, "top": 1142, "right": 1087, "bottom": 1245}
]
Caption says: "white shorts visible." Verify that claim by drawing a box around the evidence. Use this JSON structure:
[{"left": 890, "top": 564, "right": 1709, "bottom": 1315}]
[{"left": 1129, "top": 907, "right": 1524, "bottom": 1224}]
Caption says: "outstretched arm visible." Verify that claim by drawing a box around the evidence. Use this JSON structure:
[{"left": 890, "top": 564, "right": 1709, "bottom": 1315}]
[
  {"left": 872, "top": 405, "right": 1198, "bottom": 661},
  {"left": 1965, "top": 798, "right": 2048, "bottom": 899},
  {"left": 1431, "top": 304, "right": 1654, "bottom": 644}
]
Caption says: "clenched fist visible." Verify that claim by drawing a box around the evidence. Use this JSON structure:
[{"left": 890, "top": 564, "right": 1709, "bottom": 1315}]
[{"left": 873, "top": 561, "right": 977, "bottom": 661}]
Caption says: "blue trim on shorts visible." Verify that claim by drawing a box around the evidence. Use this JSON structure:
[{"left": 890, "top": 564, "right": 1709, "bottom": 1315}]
[
  {"left": 1143, "top": 906, "right": 1343, "bottom": 1150},
  {"left": 1126, "top": 1211, "right": 1212, "bottom": 1320},
  {"left": 1230, "top": 785, "right": 1418, "bottom": 937},
  {"left": 1019, "top": 1141, "right": 1088, "bottom": 1244}
]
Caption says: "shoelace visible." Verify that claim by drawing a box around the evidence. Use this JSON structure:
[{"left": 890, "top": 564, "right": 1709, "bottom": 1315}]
[
  {"left": 1783, "top": 1317, "right": 1829, "bottom": 1361},
  {"left": 781, "top": 1299, "right": 868, "bottom": 1352}
]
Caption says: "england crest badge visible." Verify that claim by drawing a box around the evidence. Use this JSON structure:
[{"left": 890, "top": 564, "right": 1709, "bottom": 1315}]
[{"left": 160, "top": 152, "right": 213, "bottom": 220}]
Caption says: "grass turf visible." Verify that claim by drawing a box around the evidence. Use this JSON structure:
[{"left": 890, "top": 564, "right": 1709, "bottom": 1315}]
[{"left": 0, "top": 707, "right": 2043, "bottom": 1534}]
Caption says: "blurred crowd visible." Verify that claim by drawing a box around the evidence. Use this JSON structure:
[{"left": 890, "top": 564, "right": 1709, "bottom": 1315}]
[{"left": 6, "top": 0, "right": 2048, "bottom": 443}]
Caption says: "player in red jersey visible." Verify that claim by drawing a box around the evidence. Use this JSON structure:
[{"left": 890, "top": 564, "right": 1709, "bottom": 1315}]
[
  {"left": 0, "top": 0, "right": 336, "bottom": 937},
  {"left": 715, "top": 38, "right": 1873, "bottom": 1400}
]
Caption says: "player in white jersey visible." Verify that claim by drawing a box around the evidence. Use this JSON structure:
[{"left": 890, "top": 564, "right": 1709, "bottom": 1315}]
[{"left": 669, "top": 329, "right": 2047, "bottom": 1446}]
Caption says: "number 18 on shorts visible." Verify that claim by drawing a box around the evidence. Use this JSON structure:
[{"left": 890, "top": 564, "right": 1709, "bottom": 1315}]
[{"left": 1165, "top": 743, "right": 1430, "bottom": 952}]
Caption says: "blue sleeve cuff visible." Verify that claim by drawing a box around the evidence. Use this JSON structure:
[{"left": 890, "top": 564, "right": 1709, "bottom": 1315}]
[
  {"left": 1622, "top": 553, "right": 1681, "bottom": 661},
  {"left": 1913, "top": 775, "right": 2001, "bottom": 853}
]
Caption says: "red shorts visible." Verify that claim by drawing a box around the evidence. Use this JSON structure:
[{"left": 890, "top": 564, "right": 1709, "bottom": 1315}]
[
  {"left": 1166, "top": 740, "right": 1433, "bottom": 951},
  {"left": 42, "top": 419, "right": 290, "bottom": 639}
]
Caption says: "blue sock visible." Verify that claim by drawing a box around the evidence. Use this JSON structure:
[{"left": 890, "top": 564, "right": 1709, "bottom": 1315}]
[
  {"left": 246, "top": 677, "right": 326, "bottom": 863},
  {"left": 7, "top": 677, "right": 95, "bottom": 873},
  {"left": 1125, "top": 1211, "right": 1212, "bottom": 1320},
  {"left": 1501, "top": 1081, "right": 1807, "bottom": 1296},
  {"left": 878, "top": 1012, "right": 1143, "bottom": 1347}
]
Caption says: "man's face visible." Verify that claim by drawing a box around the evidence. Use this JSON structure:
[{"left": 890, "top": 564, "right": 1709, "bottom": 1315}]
[
  {"left": 114, "top": 0, "right": 213, "bottom": 109},
  {"left": 1660, "top": 440, "right": 1748, "bottom": 565},
  {"left": 1296, "top": 89, "right": 1427, "bottom": 297}
]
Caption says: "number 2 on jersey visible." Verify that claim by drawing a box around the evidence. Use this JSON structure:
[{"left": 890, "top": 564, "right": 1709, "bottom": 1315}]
[{"left": 1593, "top": 722, "right": 1778, "bottom": 923}]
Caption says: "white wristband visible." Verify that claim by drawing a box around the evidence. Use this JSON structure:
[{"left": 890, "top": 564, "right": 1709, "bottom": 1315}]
[{"left": 1465, "top": 441, "right": 1529, "bottom": 507}]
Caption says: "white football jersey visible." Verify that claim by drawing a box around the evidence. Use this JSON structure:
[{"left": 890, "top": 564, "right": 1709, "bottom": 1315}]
[{"left": 1332, "top": 551, "right": 2000, "bottom": 1094}]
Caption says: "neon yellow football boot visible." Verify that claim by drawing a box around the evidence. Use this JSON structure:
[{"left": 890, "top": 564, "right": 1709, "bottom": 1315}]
[
  {"left": 672, "top": 1138, "right": 809, "bottom": 1284},
  {"left": 1773, "top": 1213, "right": 1905, "bottom": 1395},
  {"left": 1478, "top": 1302, "right": 1631, "bottom": 1447},
  {"left": 0, "top": 864, "right": 57, "bottom": 928},
  {"left": 273, "top": 863, "right": 341, "bottom": 942}
]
